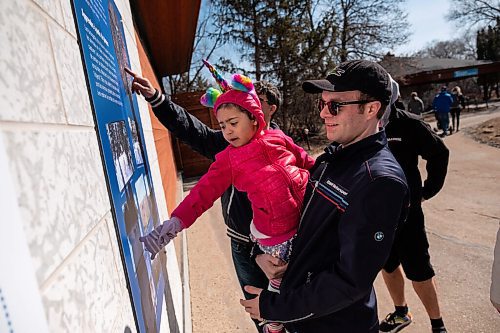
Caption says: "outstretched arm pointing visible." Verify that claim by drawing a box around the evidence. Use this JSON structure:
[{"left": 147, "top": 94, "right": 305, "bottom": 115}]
[{"left": 124, "top": 67, "right": 157, "bottom": 99}]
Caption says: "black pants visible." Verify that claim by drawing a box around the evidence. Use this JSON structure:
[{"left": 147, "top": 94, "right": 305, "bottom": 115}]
[
  {"left": 450, "top": 107, "right": 461, "bottom": 131},
  {"left": 383, "top": 205, "right": 435, "bottom": 281}
]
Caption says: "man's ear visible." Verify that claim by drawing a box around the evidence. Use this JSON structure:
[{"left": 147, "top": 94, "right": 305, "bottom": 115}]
[
  {"left": 268, "top": 105, "right": 277, "bottom": 118},
  {"left": 366, "top": 101, "right": 381, "bottom": 119}
]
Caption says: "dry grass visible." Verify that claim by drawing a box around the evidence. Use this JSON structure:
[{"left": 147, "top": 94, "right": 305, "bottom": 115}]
[{"left": 464, "top": 117, "right": 500, "bottom": 149}]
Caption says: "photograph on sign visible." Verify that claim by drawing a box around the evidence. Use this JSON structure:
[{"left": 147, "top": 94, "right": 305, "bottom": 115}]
[
  {"left": 106, "top": 121, "right": 134, "bottom": 191},
  {"left": 135, "top": 174, "right": 152, "bottom": 230},
  {"left": 129, "top": 117, "right": 145, "bottom": 165}
]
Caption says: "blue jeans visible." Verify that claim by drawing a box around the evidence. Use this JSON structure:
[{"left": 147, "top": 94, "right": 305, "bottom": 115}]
[
  {"left": 231, "top": 239, "right": 269, "bottom": 332},
  {"left": 436, "top": 112, "right": 450, "bottom": 134}
]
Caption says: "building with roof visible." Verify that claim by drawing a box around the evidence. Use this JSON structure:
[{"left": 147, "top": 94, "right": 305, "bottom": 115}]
[{"left": 380, "top": 54, "right": 500, "bottom": 108}]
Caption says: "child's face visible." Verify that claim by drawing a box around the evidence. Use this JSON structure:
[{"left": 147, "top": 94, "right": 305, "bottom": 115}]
[{"left": 217, "top": 105, "right": 258, "bottom": 147}]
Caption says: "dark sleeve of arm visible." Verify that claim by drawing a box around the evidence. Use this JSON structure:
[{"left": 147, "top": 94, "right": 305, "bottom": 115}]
[
  {"left": 259, "top": 178, "right": 408, "bottom": 323},
  {"left": 414, "top": 120, "right": 450, "bottom": 200},
  {"left": 150, "top": 94, "right": 228, "bottom": 159}
]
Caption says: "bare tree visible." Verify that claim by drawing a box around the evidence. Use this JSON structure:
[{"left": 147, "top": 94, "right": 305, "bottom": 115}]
[
  {"left": 196, "top": 0, "right": 410, "bottom": 133},
  {"left": 446, "top": 1, "right": 500, "bottom": 100},
  {"left": 212, "top": 0, "right": 269, "bottom": 80},
  {"left": 413, "top": 35, "right": 476, "bottom": 60},
  {"left": 447, "top": 0, "right": 500, "bottom": 31},
  {"left": 333, "top": 0, "right": 410, "bottom": 61},
  {"left": 210, "top": 0, "right": 337, "bottom": 133}
]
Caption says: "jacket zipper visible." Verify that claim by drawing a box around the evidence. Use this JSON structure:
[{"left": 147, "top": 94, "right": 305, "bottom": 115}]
[
  {"left": 299, "top": 161, "right": 329, "bottom": 228},
  {"left": 260, "top": 312, "right": 315, "bottom": 325},
  {"left": 226, "top": 185, "right": 235, "bottom": 215}
]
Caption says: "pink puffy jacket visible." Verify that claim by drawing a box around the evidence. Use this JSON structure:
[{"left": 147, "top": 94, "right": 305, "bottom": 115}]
[{"left": 172, "top": 129, "right": 315, "bottom": 246}]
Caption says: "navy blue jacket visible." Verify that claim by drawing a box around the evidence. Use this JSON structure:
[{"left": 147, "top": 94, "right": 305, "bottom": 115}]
[
  {"left": 259, "top": 131, "right": 409, "bottom": 333},
  {"left": 150, "top": 95, "right": 278, "bottom": 243}
]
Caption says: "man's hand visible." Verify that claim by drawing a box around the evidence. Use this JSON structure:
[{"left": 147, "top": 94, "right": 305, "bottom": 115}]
[
  {"left": 255, "top": 253, "right": 288, "bottom": 280},
  {"left": 124, "top": 67, "right": 156, "bottom": 99},
  {"left": 240, "top": 286, "right": 263, "bottom": 320}
]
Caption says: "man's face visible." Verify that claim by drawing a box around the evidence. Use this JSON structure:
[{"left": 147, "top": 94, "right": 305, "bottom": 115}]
[
  {"left": 319, "top": 90, "right": 379, "bottom": 146},
  {"left": 258, "top": 94, "right": 276, "bottom": 128}
]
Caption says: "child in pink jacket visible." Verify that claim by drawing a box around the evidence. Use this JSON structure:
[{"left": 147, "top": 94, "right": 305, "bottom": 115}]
[{"left": 139, "top": 64, "right": 314, "bottom": 333}]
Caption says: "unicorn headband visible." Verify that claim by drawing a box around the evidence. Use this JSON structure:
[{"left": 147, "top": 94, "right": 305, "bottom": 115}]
[
  {"left": 202, "top": 59, "right": 230, "bottom": 92},
  {"left": 200, "top": 59, "right": 255, "bottom": 108}
]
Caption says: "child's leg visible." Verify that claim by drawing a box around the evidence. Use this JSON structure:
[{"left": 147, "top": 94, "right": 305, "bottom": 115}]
[{"left": 258, "top": 237, "right": 295, "bottom": 333}]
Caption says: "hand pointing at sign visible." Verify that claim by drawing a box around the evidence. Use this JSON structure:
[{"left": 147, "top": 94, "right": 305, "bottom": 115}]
[{"left": 124, "top": 67, "right": 157, "bottom": 99}]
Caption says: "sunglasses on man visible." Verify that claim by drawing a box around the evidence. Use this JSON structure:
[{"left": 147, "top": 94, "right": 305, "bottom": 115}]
[{"left": 318, "top": 99, "right": 374, "bottom": 116}]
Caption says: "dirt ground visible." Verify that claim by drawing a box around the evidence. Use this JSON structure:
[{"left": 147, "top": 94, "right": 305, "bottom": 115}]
[
  {"left": 184, "top": 104, "right": 500, "bottom": 333},
  {"left": 465, "top": 117, "right": 500, "bottom": 149}
]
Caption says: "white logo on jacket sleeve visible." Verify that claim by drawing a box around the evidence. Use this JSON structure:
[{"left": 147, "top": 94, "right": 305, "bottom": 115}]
[
  {"left": 374, "top": 232, "right": 384, "bottom": 241},
  {"left": 325, "top": 179, "right": 348, "bottom": 195}
]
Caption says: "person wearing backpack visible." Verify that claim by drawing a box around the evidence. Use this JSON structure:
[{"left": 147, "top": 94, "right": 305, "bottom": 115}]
[{"left": 450, "top": 86, "right": 465, "bottom": 133}]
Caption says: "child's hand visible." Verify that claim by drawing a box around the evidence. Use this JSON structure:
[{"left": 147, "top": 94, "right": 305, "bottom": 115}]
[
  {"left": 140, "top": 217, "right": 183, "bottom": 259},
  {"left": 124, "top": 67, "right": 157, "bottom": 99},
  {"left": 255, "top": 253, "right": 288, "bottom": 280}
]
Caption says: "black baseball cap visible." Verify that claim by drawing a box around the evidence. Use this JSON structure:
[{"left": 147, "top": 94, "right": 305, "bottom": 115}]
[{"left": 302, "top": 60, "right": 392, "bottom": 105}]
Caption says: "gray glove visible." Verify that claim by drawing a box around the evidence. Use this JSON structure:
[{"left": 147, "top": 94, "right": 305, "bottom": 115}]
[{"left": 140, "top": 216, "right": 183, "bottom": 259}]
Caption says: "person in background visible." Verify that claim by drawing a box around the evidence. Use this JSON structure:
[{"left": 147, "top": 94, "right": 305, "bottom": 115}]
[
  {"left": 432, "top": 87, "right": 453, "bottom": 137},
  {"left": 394, "top": 93, "right": 406, "bottom": 111},
  {"left": 408, "top": 91, "right": 424, "bottom": 116},
  {"left": 380, "top": 79, "right": 450, "bottom": 333},
  {"left": 449, "top": 86, "right": 465, "bottom": 133}
]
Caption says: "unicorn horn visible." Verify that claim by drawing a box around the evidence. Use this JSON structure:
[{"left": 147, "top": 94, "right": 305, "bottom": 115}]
[{"left": 202, "top": 59, "right": 230, "bottom": 92}]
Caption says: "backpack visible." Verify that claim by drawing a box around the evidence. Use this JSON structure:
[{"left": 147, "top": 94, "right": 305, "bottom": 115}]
[{"left": 451, "top": 94, "right": 460, "bottom": 108}]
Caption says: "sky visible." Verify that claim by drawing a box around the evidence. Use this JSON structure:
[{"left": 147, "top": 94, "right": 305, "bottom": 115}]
[
  {"left": 196, "top": 0, "right": 460, "bottom": 79},
  {"left": 395, "top": 0, "right": 457, "bottom": 55}
]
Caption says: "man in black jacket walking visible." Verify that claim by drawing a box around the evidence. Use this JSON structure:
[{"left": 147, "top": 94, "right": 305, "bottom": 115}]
[
  {"left": 379, "top": 104, "right": 449, "bottom": 333},
  {"left": 126, "top": 68, "right": 282, "bottom": 332},
  {"left": 240, "top": 60, "right": 409, "bottom": 333}
]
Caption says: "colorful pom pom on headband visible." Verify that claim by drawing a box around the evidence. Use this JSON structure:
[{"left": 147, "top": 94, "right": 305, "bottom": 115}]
[
  {"left": 200, "top": 87, "right": 222, "bottom": 108},
  {"left": 231, "top": 74, "right": 254, "bottom": 93}
]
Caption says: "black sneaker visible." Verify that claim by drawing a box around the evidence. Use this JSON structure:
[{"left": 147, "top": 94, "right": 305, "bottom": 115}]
[
  {"left": 432, "top": 327, "right": 447, "bottom": 333},
  {"left": 379, "top": 311, "right": 413, "bottom": 332}
]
